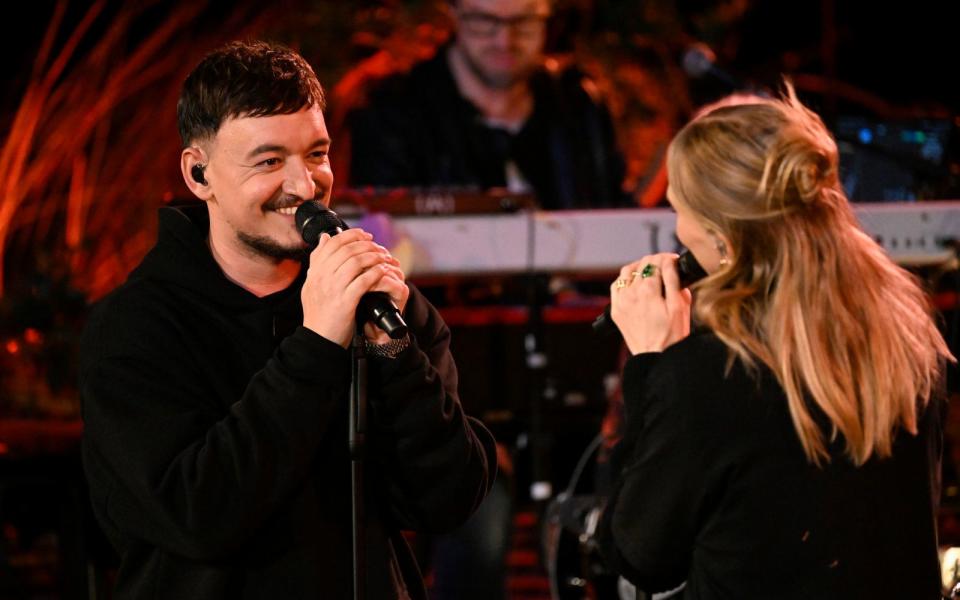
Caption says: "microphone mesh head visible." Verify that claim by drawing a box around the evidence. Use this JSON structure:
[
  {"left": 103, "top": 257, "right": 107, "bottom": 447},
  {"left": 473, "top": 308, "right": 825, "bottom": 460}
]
[
  {"left": 677, "top": 250, "right": 708, "bottom": 288},
  {"left": 295, "top": 202, "right": 346, "bottom": 246}
]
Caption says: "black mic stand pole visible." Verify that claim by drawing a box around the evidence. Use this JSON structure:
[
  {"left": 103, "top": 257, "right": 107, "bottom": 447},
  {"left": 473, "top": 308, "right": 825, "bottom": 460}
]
[
  {"left": 523, "top": 211, "right": 553, "bottom": 508},
  {"left": 350, "top": 321, "right": 368, "bottom": 600},
  {"left": 525, "top": 273, "right": 553, "bottom": 506}
]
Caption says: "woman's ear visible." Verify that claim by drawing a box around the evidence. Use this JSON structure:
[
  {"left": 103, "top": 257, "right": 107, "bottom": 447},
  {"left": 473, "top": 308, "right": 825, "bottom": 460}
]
[{"left": 709, "top": 229, "right": 733, "bottom": 267}]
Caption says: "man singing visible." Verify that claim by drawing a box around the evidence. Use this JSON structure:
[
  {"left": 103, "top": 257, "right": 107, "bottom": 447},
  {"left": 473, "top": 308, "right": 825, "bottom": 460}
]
[{"left": 80, "top": 40, "right": 496, "bottom": 599}]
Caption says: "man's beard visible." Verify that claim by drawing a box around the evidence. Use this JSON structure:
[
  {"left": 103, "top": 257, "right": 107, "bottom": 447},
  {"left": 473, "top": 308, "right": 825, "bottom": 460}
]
[{"left": 237, "top": 231, "right": 307, "bottom": 261}]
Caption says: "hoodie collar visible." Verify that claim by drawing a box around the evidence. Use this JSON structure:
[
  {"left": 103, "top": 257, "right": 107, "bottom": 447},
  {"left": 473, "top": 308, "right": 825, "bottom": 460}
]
[{"left": 133, "top": 202, "right": 305, "bottom": 311}]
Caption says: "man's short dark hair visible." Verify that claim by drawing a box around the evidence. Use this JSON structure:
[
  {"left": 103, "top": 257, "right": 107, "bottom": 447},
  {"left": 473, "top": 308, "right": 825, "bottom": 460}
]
[{"left": 177, "top": 40, "right": 326, "bottom": 147}]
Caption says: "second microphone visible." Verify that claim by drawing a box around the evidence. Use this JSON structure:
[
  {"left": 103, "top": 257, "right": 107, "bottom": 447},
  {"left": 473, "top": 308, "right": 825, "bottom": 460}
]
[{"left": 295, "top": 201, "right": 409, "bottom": 339}]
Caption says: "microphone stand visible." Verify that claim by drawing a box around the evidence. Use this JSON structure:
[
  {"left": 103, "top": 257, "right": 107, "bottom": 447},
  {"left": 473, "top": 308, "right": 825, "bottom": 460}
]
[
  {"left": 350, "top": 323, "right": 368, "bottom": 600},
  {"left": 523, "top": 211, "right": 553, "bottom": 507}
]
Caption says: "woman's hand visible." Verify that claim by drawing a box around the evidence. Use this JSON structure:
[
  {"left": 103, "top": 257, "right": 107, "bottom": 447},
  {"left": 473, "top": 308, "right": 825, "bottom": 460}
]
[{"left": 609, "top": 253, "right": 692, "bottom": 355}]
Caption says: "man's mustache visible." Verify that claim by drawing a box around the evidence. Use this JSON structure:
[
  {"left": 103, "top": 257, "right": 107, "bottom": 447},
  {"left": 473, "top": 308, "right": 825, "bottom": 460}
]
[{"left": 265, "top": 192, "right": 326, "bottom": 211}]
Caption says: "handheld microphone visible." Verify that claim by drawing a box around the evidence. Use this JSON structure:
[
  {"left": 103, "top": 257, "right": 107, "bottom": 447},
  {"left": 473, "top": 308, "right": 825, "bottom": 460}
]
[
  {"left": 295, "top": 201, "right": 408, "bottom": 339},
  {"left": 592, "top": 250, "right": 708, "bottom": 336}
]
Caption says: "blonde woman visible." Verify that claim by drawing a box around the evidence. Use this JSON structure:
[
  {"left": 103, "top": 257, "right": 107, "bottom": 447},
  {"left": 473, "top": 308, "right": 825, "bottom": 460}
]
[{"left": 597, "top": 86, "right": 954, "bottom": 599}]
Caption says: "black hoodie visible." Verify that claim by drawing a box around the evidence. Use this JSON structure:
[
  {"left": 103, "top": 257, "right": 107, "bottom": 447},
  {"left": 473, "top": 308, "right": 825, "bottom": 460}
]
[{"left": 80, "top": 204, "right": 496, "bottom": 599}]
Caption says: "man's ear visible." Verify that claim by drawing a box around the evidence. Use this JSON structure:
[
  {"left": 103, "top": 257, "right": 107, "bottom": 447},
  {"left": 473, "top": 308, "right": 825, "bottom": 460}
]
[{"left": 181, "top": 147, "right": 212, "bottom": 200}]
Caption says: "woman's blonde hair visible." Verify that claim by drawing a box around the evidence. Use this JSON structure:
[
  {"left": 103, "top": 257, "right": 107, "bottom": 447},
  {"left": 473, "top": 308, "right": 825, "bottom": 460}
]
[{"left": 667, "top": 83, "right": 954, "bottom": 465}]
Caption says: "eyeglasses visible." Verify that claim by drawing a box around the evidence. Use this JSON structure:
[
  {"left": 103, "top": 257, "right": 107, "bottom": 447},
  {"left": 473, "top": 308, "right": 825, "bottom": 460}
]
[{"left": 456, "top": 10, "right": 549, "bottom": 37}]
